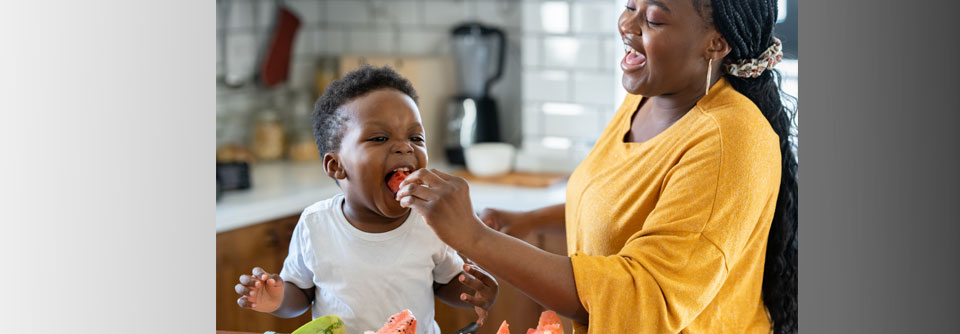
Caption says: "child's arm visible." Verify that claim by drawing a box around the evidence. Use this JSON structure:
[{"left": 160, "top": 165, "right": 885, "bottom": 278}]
[
  {"left": 434, "top": 263, "right": 499, "bottom": 326},
  {"left": 236, "top": 267, "right": 315, "bottom": 318}
]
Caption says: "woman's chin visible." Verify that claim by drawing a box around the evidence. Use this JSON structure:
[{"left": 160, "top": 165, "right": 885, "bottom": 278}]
[{"left": 622, "top": 75, "right": 646, "bottom": 95}]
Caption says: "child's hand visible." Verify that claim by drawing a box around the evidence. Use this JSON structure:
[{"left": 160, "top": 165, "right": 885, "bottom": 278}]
[
  {"left": 235, "top": 267, "right": 284, "bottom": 313},
  {"left": 457, "top": 263, "right": 499, "bottom": 327}
]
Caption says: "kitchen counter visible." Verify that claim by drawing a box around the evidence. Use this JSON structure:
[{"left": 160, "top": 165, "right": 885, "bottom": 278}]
[{"left": 216, "top": 161, "right": 567, "bottom": 233}]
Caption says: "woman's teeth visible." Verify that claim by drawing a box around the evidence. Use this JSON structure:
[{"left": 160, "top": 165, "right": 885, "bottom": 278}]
[{"left": 624, "top": 44, "right": 642, "bottom": 56}]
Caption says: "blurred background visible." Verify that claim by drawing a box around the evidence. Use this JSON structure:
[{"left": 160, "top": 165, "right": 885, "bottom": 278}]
[{"left": 215, "top": 0, "right": 797, "bottom": 333}]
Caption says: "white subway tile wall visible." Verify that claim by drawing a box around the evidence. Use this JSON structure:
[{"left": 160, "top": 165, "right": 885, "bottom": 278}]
[{"left": 518, "top": 0, "right": 623, "bottom": 171}]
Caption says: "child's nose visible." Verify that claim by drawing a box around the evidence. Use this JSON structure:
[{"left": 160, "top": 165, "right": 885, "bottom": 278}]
[{"left": 393, "top": 142, "right": 414, "bottom": 154}]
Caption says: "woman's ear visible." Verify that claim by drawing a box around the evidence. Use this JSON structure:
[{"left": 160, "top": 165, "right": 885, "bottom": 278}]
[
  {"left": 323, "top": 153, "right": 347, "bottom": 180},
  {"left": 705, "top": 30, "right": 732, "bottom": 61}
]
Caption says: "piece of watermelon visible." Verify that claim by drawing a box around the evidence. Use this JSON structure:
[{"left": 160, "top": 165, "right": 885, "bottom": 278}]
[
  {"left": 387, "top": 169, "right": 410, "bottom": 194},
  {"left": 496, "top": 320, "right": 510, "bottom": 334},
  {"left": 368, "top": 309, "right": 417, "bottom": 334},
  {"left": 525, "top": 310, "right": 563, "bottom": 334}
]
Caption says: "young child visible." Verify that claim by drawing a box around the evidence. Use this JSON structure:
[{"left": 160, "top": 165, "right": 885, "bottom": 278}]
[{"left": 234, "top": 66, "right": 498, "bottom": 334}]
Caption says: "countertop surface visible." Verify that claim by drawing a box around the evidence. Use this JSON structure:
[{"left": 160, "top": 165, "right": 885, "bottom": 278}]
[{"left": 216, "top": 161, "right": 567, "bottom": 233}]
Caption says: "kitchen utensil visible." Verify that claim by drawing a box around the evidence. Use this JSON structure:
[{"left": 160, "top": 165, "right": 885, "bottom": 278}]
[
  {"left": 260, "top": 4, "right": 300, "bottom": 87},
  {"left": 444, "top": 23, "right": 507, "bottom": 165},
  {"left": 217, "top": 162, "right": 251, "bottom": 191},
  {"left": 464, "top": 142, "right": 515, "bottom": 177},
  {"left": 451, "top": 322, "right": 479, "bottom": 334}
]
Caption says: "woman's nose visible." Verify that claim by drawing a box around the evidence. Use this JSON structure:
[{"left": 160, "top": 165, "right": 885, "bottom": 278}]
[{"left": 618, "top": 8, "right": 640, "bottom": 36}]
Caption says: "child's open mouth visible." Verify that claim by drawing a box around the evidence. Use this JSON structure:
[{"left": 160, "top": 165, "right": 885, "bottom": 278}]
[{"left": 385, "top": 167, "right": 413, "bottom": 195}]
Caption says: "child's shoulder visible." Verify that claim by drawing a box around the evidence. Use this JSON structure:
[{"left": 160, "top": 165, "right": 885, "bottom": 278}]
[{"left": 296, "top": 193, "right": 345, "bottom": 227}]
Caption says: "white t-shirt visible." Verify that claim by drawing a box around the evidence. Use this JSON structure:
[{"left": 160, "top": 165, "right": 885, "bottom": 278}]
[{"left": 280, "top": 193, "right": 465, "bottom": 334}]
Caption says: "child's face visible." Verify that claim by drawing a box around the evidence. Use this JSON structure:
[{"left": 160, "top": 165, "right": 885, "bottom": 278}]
[{"left": 333, "top": 88, "right": 428, "bottom": 219}]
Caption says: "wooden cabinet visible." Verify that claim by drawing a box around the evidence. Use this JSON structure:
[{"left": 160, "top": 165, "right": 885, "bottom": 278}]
[
  {"left": 434, "top": 231, "right": 575, "bottom": 334},
  {"left": 216, "top": 214, "right": 312, "bottom": 332},
  {"left": 217, "top": 218, "right": 573, "bottom": 334}
]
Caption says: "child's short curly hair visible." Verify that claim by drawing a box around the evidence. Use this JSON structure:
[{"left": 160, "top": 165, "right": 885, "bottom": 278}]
[{"left": 313, "top": 65, "right": 419, "bottom": 156}]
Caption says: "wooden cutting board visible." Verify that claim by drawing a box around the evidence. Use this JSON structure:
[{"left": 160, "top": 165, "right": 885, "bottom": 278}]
[{"left": 452, "top": 169, "right": 568, "bottom": 188}]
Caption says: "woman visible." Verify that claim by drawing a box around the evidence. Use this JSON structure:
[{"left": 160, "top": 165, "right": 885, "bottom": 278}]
[{"left": 396, "top": 0, "right": 797, "bottom": 332}]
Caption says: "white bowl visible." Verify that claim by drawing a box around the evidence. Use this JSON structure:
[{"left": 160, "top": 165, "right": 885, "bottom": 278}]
[{"left": 464, "top": 143, "right": 515, "bottom": 177}]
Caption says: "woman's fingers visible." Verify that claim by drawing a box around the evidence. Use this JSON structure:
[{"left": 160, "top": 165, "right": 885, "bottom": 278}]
[
  {"left": 430, "top": 168, "right": 456, "bottom": 181},
  {"left": 395, "top": 182, "right": 439, "bottom": 202},
  {"left": 400, "top": 168, "right": 447, "bottom": 188},
  {"left": 398, "top": 194, "right": 427, "bottom": 210}
]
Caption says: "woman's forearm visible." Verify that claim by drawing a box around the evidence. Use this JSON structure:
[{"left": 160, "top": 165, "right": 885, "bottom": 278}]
[
  {"left": 270, "top": 282, "right": 314, "bottom": 318},
  {"left": 528, "top": 203, "right": 566, "bottom": 232},
  {"left": 462, "top": 225, "right": 589, "bottom": 323}
]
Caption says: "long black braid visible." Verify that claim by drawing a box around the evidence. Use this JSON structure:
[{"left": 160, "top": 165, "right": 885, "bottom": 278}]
[{"left": 696, "top": 0, "right": 799, "bottom": 333}]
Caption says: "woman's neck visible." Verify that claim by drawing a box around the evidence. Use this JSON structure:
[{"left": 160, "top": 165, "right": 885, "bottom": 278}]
[{"left": 341, "top": 200, "right": 409, "bottom": 233}]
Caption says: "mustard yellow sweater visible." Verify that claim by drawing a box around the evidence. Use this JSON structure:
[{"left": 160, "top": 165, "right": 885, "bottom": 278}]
[{"left": 566, "top": 78, "right": 781, "bottom": 333}]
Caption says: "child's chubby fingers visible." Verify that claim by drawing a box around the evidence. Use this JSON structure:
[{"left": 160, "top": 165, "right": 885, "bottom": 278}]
[
  {"left": 235, "top": 283, "right": 253, "bottom": 296},
  {"left": 237, "top": 295, "right": 254, "bottom": 309},
  {"left": 465, "top": 264, "right": 498, "bottom": 289},
  {"left": 458, "top": 271, "right": 487, "bottom": 292},
  {"left": 238, "top": 274, "right": 261, "bottom": 289},
  {"left": 264, "top": 273, "right": 283, "bottom": 287}
]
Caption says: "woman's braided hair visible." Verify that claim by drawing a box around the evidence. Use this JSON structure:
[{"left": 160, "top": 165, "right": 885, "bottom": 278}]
[{"left": 697, "top": 0, "right": 799, "bottom": 333}]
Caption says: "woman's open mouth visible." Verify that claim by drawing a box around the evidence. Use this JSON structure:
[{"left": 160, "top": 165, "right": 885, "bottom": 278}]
[{"left": 622, "top": 43, "right": 647, "bottom": 71}]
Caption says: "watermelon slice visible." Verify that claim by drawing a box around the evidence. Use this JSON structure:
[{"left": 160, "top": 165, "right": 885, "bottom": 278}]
[
  {"left": 386, "top": 169, "right": 410, "bottom": 195},
  {"left": 525, "top": 310, "right": 563, "bottom": 334},
  {"left": 496, "top": 320, "right": 510, "bottom": 334},
  {"left": 366, "top": 309, "right": 417, "bottom": 334}
]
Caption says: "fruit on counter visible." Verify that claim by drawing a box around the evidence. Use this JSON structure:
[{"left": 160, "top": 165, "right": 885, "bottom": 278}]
[
  {"left": 534, "top": 310, "right": 562, "bottom": 334},
  {"left": 496, "top": 320, "right": 511, "bottom": 334},
  {"left": 291, "top": 314, "right": 346, "bottom": 334},
  {"left": 364, "top": 309, "right": 417, "bottom": 334},
  {"left": 499, "top": 310, "right": 562, "bottom": 334},
  {"left": 387, "top": 168, "right": 411, "bottom": 194}
]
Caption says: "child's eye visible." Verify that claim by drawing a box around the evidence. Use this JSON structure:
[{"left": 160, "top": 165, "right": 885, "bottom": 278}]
[
  {"left": 370, "top": 136, "right": 388, "bottom": 142},
  {"left": 411, "top": 136, "right": 424, "bottom": 142}
]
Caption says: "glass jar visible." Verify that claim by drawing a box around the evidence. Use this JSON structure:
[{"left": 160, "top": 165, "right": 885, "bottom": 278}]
[{"left": 251, "top": 109, "right": 285, "bottom": 161}]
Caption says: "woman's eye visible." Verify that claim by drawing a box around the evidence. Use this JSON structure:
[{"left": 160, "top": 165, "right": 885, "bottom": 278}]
[
  {"left": 625, "top": 5, "right": 636, "bottom": 11},
  {"left": 647, "top": 19, "right": 661, "bottom": 26}
]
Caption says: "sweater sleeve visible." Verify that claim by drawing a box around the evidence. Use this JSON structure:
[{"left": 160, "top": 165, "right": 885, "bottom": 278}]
[{"left": 570, "top": 119, "right": 779, "bottom": 333}]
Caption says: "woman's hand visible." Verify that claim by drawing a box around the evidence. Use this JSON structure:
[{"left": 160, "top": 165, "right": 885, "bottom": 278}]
[
  {"left": 396, "top": 168, "right": 486, "bottom": 250},
  {"left": 457, "top": 263, "right": 499, "bottom": 327},
  {"left": 235, "top": 267, "right": 284, "bottom": 313},
  {"left": 478, "top": 208, "right": 535, "bottom": 239}
]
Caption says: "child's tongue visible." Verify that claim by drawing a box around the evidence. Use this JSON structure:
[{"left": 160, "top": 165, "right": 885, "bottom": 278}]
[{"left": 386, "top": 170, "right": 409, "bottom": 195}]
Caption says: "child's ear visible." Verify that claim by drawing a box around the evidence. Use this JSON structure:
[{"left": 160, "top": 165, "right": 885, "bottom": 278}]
[
  {"left": 322, "top": 152, "right": 347, "bottom": 180},
  {"left": 704, "top": 30, "right": 732, "bottom": 61}
]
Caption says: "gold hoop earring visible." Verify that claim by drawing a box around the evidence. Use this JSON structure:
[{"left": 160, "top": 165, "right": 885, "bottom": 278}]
[{"left": 705, "top": 58, "right": 713, "bottom": 95}]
